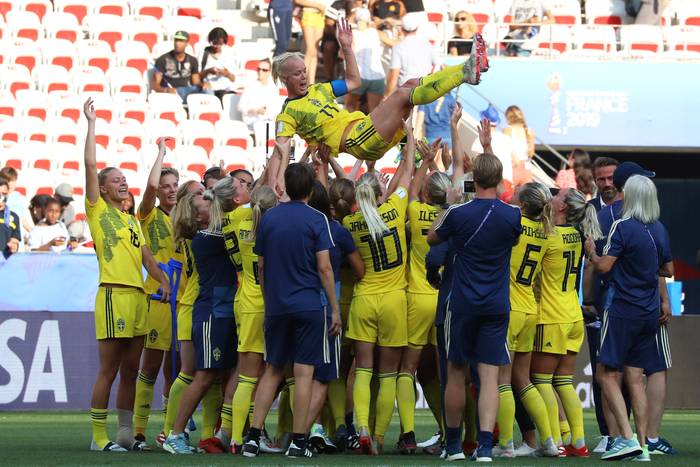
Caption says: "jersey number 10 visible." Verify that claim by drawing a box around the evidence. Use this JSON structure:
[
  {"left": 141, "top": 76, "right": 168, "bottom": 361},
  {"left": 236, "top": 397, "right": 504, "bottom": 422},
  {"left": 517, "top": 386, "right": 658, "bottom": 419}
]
[{"left": 360, "top": 227, "right": 403, "bottom": 273}]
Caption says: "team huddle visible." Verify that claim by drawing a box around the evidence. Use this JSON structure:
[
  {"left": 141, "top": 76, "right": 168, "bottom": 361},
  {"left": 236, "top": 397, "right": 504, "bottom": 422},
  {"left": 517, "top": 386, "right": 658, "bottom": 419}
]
[{"left": 83, "top": 17, "right": 674, "bottom": 464}]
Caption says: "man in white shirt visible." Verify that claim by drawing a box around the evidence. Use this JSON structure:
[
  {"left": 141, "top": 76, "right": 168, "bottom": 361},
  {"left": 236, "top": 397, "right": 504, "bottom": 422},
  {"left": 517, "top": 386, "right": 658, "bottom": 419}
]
[
  {"left": 471, "top": 105, "right": 514, "bottom": 184},
  {"left": 28, "top": 198, "right": 69, "bottom": 253},
  {"left": 506, "top": 0, "right": 554, "bottom": 56},
  {"left": 238, "top": 58, "right": 283, "bottom": 146},
  {"left": 384, "top": 14, "right": 439, "bottom": 98}
]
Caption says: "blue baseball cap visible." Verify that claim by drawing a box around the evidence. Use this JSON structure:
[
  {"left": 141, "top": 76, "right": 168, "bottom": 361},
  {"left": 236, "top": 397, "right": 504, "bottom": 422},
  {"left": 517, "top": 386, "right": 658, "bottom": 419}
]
[
  {"left": 480, "top": 104, "right": 500, "bottom": 125},
  {"left": 613, "top": 161, "right": 655, "bottom": 189}
]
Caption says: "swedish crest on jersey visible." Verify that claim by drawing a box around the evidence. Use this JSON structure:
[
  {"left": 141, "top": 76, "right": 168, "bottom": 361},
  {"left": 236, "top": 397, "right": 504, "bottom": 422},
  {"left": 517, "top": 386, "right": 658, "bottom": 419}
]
[{"left": 213, "top": 347, "right": 222, "bottom": 361}]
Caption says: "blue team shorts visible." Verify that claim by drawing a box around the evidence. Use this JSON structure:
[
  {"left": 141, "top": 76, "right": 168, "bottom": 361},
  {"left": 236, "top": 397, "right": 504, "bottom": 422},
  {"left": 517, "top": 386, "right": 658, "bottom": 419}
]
[
  {"left": 264, "top": 310, "right": 326, "bottom": 369},
  {"left": 192, "top": 315, "right": 237, "bottom": 371},
  {"left": 598, "top": 312, "right": 659, "bottom": 371},
  {"left": 445, "top": 308, "right": 510, "bottom": 366},
  {"left": 644, "top": 322, "right": 672, "bottom": 375},
  {"left": 314, "top": 310, "right": 340, "bottom": 383}
]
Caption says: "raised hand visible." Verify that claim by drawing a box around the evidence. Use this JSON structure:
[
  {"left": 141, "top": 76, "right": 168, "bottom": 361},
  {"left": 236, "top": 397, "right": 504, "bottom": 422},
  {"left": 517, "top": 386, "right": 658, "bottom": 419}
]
[
  {"left": 83, "top": 97, "right": 96, "bottom": 122},
  {"left": 450, "top": 102, "right": 463, "bottom": 128},
  {"left": 335, "top": 16, "right": 353, "bottom": 49},
  {"left": 317, "top": 143, "right": 332, "bottom": 163},
  {"left": 417, "top": 138, "right": 440, "bottom": 163},
  {"left": 478, "top": 118, "right": 492, "bottom": 150}
]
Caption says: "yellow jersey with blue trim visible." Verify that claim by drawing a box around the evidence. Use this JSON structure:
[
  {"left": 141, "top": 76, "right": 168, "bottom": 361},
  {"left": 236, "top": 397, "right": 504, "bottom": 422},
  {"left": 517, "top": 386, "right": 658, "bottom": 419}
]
[
  {"left": 275, "top": 82, "right": 364, "bottom": 156},
  {"left": 407, "top": 200, "right": 441, "bottom": 294},
  {"left": 343, "top": 187, "right": 409, "bottom": 296},
  {"left": 176, "top": 238, "right": 195, "bottom": 302},
  {"left": 510, "top": 216, "right": 549, "bottom": 315},
  {"left": 222, "top": 204, "right": 252, "bottom": 272},
  {"left": 538, "top": 225, "right": 584, "bottom": 324},
  {"left": 138, "top": 206, "right": 178, "bottom": 294},
  {"left": 178, "top": 238, "right": 200, "bottom": 307},
  {"left": 86, "top": 196, "right": 145, "bottom": 289},
  {"left": 235, "top": 219, "right": 264, "bottom": 312}
]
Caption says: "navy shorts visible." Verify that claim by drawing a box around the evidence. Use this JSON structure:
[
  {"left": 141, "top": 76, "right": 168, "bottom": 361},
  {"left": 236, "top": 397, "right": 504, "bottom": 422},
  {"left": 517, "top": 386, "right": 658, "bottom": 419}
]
[
  {"left": 445, "top": 309, "right": 510, "bottom": 366},
  {"left": 644, "top": 322, "right": 672, "bottom": 375},
  {"left": 598, "top": 312, "right": 659, "bottom": 371},
  {"left": 264, "top": 310, "right": 326, "bottom": 369},
  {"left": 314, "top": 312, "right": 340, "bottom": 383},
  {"left": 192, "top": 316, "right": 238, "bottom": 370}
]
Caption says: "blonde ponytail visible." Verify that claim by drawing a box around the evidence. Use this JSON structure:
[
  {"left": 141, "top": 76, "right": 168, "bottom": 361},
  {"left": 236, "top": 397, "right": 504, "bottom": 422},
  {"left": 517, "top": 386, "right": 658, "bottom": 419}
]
[
  {"left": 356, "top": 173, "right": 389, "bottom": 240},
  {"left": 250, "top": 186, "right": 277, "bottom": 242},
  {"left": 518, "top": 182, "right": 554, "bottom": 236},
  {"left": 172, "top": 192, "right": 199, "bottom": 243},
  {"left": 204, "top": 177, "right": 239, "bottom": 232},
  {"left": 426, "top": 171, "right": 451, "bottom": 206},
  {"left": 564, "top": 188, "right": 603, "bottom": 240}
]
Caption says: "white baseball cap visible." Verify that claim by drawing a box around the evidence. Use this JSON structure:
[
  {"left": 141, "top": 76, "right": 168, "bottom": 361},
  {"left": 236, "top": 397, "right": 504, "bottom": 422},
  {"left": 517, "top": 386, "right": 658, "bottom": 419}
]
[{"left": 402, "top": 14, "right": 420, "bottom": 32}]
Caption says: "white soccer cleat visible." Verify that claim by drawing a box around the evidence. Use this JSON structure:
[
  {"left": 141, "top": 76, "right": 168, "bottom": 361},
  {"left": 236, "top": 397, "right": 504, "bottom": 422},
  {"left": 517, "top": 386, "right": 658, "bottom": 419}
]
[{"left": 90, "top": 440, "right": 128, "bottom": 452}]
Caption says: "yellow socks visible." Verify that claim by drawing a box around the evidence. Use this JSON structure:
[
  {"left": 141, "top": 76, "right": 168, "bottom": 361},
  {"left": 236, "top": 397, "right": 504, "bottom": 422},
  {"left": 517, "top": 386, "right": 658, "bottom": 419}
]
[
  {"left": 231, "top": 375, "right": 258, "bottom": 445},
  {"left": 554, "top": 375, "right": 583, "bottom": 447},
  {"left": 163, "top": 372, "right": 192, "bottom": 435},
  {"left": 201, "top": 383, "right": 223, "bottom": 439},
  {"left": 409, "top": 64, "right": 464, "bottom": 105},
  {"left": 421, "top": 376, "right": 444, "bottom": 434},
  {"left": 328, "top": 378, "right": 347, "bottom": 429},
  {"left": 375, "top": 372, "right": 397, "bottom": 439},
  {"left": 353, "top": 368, "right": 373, "bottom": 429},
  {"left": 396, "top": 372, "right": 416, "bottom": 434},
  {"left": 133, "top": 372, "right": 156, "bottom": 436},
  {"left": 90, "top": 408, "right": 110, "bottom": 448},
  {"left": 519, "top": 383, "right": 553, "bottom": 443},
  {"left": 533, "top": 373, "right": 561, "bottom": 445},
  {"left": 220, "top": 403, "right": 233, "bottom": 438},
  {"left": 496, "top": 384, "right": 515, "bottom": 447}
]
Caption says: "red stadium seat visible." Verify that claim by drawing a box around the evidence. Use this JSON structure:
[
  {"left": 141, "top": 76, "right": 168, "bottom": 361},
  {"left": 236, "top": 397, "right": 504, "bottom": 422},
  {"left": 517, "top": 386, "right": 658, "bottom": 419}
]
[
  {"left": 585, "top": 0, "right": 625, "bottom": 25},
  {"left": 95, "top": 0, "right": 128, "bottom": 16},
  {"left": 7, "top": 38, "right": 39, "bottom": 74},
  {"left": 55, "top": 0, "right": 90, "bottom": 25},
  {"left": 187, "top": 94, "right": 223, "bottom": 124},
  {"left": 85, "top": 14, "right": 126, "bottom": 52},
  {"left": 77, "top": 39, "right": 113, "bottom": 73},
  {"left": 7, "top": 10, "right": 42, "bottom": 41},
  {"left": 126, "top": 15, "right": 162, "bottom": 52},
  {"left": 130, "top": 0, "right": 169, "bottom": 20},
  {"left": 18, "top": 0, "right": 52, "bottom": 22},
  {"left": 0, "top": 1, "right": 13, "bottom": 22},
  {"left": 114, "top": 118, "right": 146, "bottom": 150},
  {"left": 49, "top": 91, "right": 83, "bottom": 122},
  {"left": 39, "top": 39, "right": 78, "bottom": 71},
  {"left": 180, "top": 120, "right": 216, "bottom": 156},
  {"left": 15, "top": 89, "right": 50, "bottom": 120},
  {"left": 215, "top": 120, "right": 252, "bottom": 150},
  {"left": 43, "top": 12, "right": 82, "bottom": 43},
  {"left": 0, "top": 63, "right": 33, "bottom": 97},
  {"left": 0, "top": 94, "right": 16, "bottom": 117}
]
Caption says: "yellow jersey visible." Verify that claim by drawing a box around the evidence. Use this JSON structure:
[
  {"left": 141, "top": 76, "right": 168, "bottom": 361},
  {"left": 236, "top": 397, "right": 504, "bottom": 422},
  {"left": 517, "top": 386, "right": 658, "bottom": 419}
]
[
  {"left": 407, "top": 201, "right": 440, "bottom": 295},
  {"left": 176, "top": 238, "right": 194, "bottom": 302},
  {"left": 86, "top": 196, "right": 145, "bottom": 289},
  {"left": 276, "top": 82, "right": 364, "bottom": 156},
  {"left": 538, "top": 225, "right": 583, "bottom": 324},
  {"left": 222, "top": 204, "right": 251, "bottom": 272},
  {"left": 138, "top": 206, "right": 177, "bottom": 294},
  {"left": 510, "top": 216, "right": 549, "bottom": 315},
  {"left": 343, "top": 187, "right": 409, "bottom": 296},
  {"left": 179, "top": 243, "right": 200, "bottom": 307},
  {"left": 235, "top": 219, "right": 264, "bottom": 312}
]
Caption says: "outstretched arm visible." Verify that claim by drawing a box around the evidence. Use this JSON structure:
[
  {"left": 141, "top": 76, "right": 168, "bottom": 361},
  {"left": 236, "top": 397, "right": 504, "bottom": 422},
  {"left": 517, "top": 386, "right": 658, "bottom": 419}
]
[
  {"left": 83, "top": 98, "right": 100, "bottom": 204},
  {"left": 450, "top": 103, "right": 469, "bottom": 187},
  {"left": 409, "top": 138, "right": 441, "bottom": 202},
  {"left": 336, "top": 17, "right": 361, "bottom": 93},
  {"left": 387, "top": 111, "right": 416, "bottom": 196},
  {"left": 139, "top": 137, "right": 170, "bottom": 218},
  {"left": 266, "top": 136, "right": 292, "bottom": 196}
]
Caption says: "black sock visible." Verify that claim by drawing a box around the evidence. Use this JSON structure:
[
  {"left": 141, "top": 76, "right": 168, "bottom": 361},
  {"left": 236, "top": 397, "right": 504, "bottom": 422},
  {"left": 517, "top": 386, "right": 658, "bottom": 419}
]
[
  {"left": 292, "top": 432, "right": 307, "bottom": 449},
  {"left": 248, "top": 427, "right": 262, "bottom": 444}
]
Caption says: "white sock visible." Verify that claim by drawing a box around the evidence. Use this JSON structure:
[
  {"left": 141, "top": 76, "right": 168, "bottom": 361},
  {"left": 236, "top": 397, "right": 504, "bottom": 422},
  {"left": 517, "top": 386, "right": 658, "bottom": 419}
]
[
  {"left": 647, "top": 437, "right": 659, "bottom": 443},
  {"left": 116, "top": 409, "right": 134, "bottom": 449}
]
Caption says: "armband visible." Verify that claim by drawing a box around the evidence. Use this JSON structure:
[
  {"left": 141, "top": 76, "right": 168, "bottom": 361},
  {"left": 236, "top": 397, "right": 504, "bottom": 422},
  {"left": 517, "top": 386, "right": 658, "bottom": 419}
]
[{"left": 330, "top": 79, "right": 348, "bottom": 97}]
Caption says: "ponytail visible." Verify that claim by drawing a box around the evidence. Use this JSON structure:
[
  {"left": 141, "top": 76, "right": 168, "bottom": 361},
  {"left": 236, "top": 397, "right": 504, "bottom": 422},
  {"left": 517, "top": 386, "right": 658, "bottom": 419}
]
[
  {"left": 250, "top": 186, "right": 277, "bottom": 242},
  {"left": 564, "top": 188, "right": 602, "bottom": 240},
  {"left": 426, "top": 171, "right": 451, "bottom": 206},
  {"left": 172, "top": 192, "right": 200, "bottom": 243},
  {"left": 329, "top": 178, "right": 356, "bottom": 221},
  {"left": 518, "top": 182, "right": 554, "bottom": 236},
  {"left": 356, "top": 173, "right": 389, "bottom": 240},
  {"left": 204, "top": 177, "right": 239, "bottom": 232}
]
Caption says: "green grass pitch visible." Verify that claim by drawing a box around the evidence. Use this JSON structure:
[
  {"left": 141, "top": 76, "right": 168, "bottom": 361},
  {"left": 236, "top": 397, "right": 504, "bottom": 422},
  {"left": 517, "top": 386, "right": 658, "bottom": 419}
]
[{"left": 2, "top": 409, "right": 698, "bottom": 465}]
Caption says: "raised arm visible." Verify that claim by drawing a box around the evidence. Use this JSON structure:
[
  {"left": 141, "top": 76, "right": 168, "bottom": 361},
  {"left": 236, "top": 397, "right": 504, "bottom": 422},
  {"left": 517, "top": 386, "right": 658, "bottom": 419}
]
[
  {"left": 450, "top": 103, "right": 467, "bottom": 187},
  {"left": 266, "top": 136, "right": 292, "bottom": 196},
  {"left": 409, "top": 138, "right": 441, "bottom": 201},
  {"left": 387, "top": 113, "right": 416, "bottom": 196},
  {"left": 336, "top": 17, "right": 361, "bottom": 93},
  {"left": 83, "top": 98, "right": 100, "bottom": 204},
  {"left": 314, "top": 144, "right": 330, "bottom": 189},
  {"left": 328, "top": 153, "right": 349, "bottom": 180},
  {"left": 139, "top": 137, "right": 169, "bottom": 218}
]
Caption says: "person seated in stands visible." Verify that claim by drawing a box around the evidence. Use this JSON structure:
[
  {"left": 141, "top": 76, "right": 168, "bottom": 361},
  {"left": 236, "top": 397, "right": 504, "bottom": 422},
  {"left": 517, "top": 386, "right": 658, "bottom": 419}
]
[
  {"left": 238, "top": 58, "right": 282, "bottom": 146},
  {"left": 370, "top": 0, "right": 406, "bottom": 31},
  {"left": 0, "top": 177, "right": 21, "bottom": 259},
  {"left": 23, "top": 194, "right": 53, "bottom": 244},
  {"left": 55, "top": 183, "right": 76, "bottom": 227},
  {"left": 199, "top": 27, "right": 237, "bottom": 100},
  {"left": 505, "top": 0, "right": 554, "bottom": 57},
  {"left": 448, "top": 11, "right": 478, "bottom": 56},
  {"left": 28, "top": 198, "right": 69, "bottom": 253},
  {"left": 151, "top": 30, "right": 202, "bottom": 103}
]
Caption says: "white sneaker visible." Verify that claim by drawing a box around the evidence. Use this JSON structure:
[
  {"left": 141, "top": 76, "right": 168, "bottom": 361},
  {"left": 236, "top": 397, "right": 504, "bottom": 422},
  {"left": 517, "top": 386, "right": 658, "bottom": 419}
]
[
  {"left": 417, "top": 432, "right": 441, "bottom": 449},
  {"left": 260, "top": 434, "right": 284, "bottom": 453},
  {"left": 90, "top": 440, "right": 128, "bottom": 452},
  {"left": 446, "top": 452, "right": 466, "bottom": 461},
  {"left": 594, "top": 435, "right": 610, "bottom": 453},
  {"left": 514, "top": 443, "right": 538, "bottom": 457},
  {"left": 539, "top": 437, "right": 559, "bottom": 457},
  {"left": 492, "top": 441, "right": 515, "bottom": 458}
]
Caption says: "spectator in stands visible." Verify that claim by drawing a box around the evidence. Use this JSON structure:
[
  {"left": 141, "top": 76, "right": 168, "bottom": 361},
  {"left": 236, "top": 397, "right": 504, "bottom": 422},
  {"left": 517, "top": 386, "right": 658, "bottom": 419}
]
[
  {"left": 0, "top": 177, "right": 21, "bottom": 259},
  {"left": 504, "top": 105, "right": 535, "bottom": 186},
  {"left": 370, "top": 0, "right": 406, "bottom": 30},
  {"left": 0, "top": 167, "right": 27, "bottom": 239},
  {"left": 269, "top": 0, "right": 294, "bottom": 57},
  {"left": 296, "top": 0, "right": 329, "bottom": 84},
  {"left": 320, "top": 1, "right": 353, "bottom": 82},
  {"left": 448, "top": 11, "right": 478, "bottom": 56},
  {"left": 23, "top": 194, "right": 53, "bottom": 244},
  {"left": 385, "top": 14, "right": 439, "bottom": 98},
  {"left": 416, "top": 88, "right": 456, "bottom": 148},
  {"left": 344, "top": 7, "right": 395, "bottom": 113},
  {"left": 203, "top": 166, "right": 226, "bottom": 190},
  {"left": 504, "top": 0, "right": 554, "bottom": 57},
  {"left": 471, "top": 105, "right": 515, "bottom": 184},
  {"left": 28, "top": 198, "right": 69, "bottom": 253},
  {"left": 152, "top": 31, "right": 202, "bottom": 103},
  {"left": 631, "top": 0, "right": 670, "bottom": 25},
  {"left": 54, "top": 183, "right": 76, "bottom": 226},
  {"left": 121, "top": 192, "right": 136, "bottom": 215},
  {"left": 555, "top": 149, "right": 591, "bottom": 189},
  {"left": 589, "top": 157, "right": 619, "bottom": 212},
  {"left": 577, "top": 168, "right": 595, "bottom": 201},
  {"left": 67, "top": 221, "right": 90, "bottom": 253},
  {"left": 199, "top": 28, "right": 237, "bottom": 100},
  {"left": 238, "top": 58, "right": 281, "bottom": 144}
]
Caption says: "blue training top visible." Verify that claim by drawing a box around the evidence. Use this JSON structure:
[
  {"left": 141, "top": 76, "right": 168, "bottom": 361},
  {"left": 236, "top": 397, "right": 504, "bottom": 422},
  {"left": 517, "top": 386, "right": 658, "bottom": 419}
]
[
  {"left": 425, "top": 239, "right": 455, "bottom": 326},
  {"left": 192, "top": 230, "right": 238, "bottom": 320}
]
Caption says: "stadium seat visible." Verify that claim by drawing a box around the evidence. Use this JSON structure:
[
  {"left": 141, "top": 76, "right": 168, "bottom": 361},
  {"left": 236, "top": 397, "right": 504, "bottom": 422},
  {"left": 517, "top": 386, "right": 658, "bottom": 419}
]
[
  {"left": 114, "top": 40, "right": 151, "bottom": 75},
  {"left": 572, "top": 24, "right": 617, "bottom": 52},
  {"left": 49, "top": 91, "right": 83, "bottom": 122},
  {"left": 107, "top": 66, "right": 147, "bottom": 96},
  {"left": 0, "top": 92, "right": 16, "bottom": 118},
  {"left": 221, "top": 92, "right": 242, "bottom": 121},
  {"left": 174, "top": 144, "right": 210, "bottom": 177},
  {"left": 125, "top": 15, "right": 163, "bottom": 53},
  {"left": 38, "top": 38, "right": 78, "bottom": 71},
  {"left": 71, "top": 65, "right": 108, "bottom": 93},
  {"left": 76, "top": 39, "right": 113, "bottom": 72},
  {"left": 15, "top": 89, "right": 50, "bottom": 120},
  {"left": 186, "top": 93, "right": 223, "bottom": 124},
  {"left": 42, "top": 12, "right": 81, "bottom": 43},
  {"left": 18, "top": 116, "right": 48, "bottom": 142},
  {"left": 0, "top": 118, "right": 20, "bottom": 143},
  {"left": 210, "top": 145, "right": 250, "bottom": 172},
  {"left": 179, "top": 169, "right": 202, "bottom": 183},
  {"left": 48, "top": 115, "right": 82, "bottom": 144},
  {"left": 0, "top": 63, "right": 33, "bottom": 96},
  {"left": 114, "top": 93, "right": 149, "bottom": 123},
  {"left": 111, "top": 143, "right": 142, "bottom": 171},
  {"left": 0, "top": 1, "right": 11, "bottom": 22},
  {"left": 0, "top": 140, "right": 23, "bottom": 169},
  {"left": 84, "top": 14, "right": 126, "bottom": 52},
  {"left": 20, "top": 167, "right": 55, "bottom": 197},
  {"left": 148, "top": 92, "right": 186, "bottom": 123},
  {"left": 215, "top": 119, "right": 253, "bottom": 150},
  {"left": 548, "top": 0, "right": 582, "bottom": 25},
  {"left": 180, "top": 119, "right": 216, "bottom": 155},
  {"left": 161, "top": 15, "right": 203, "bottom": 46},
  {"left": 667, "top": 25, "right": 700, "bottom": 53},
  {"left": 53, "top": 142, "right": 82, "bottom": 171},
  {"left": 676, "top": 2, "right": 700, "bottom": 26},
  {"left": 23, "top": 140, "right": 53, "bottom": 169},
  {"left": 144, "top": 118, "right": 178, "bottom": 149},
  {"left": 94, "top": 0, "right": 128, "bottom": 17},
  {"left": 6, "top": 10, "right": 42, "bottom": 41},
  {"left": 87, "top": 92, "right": 115, "bottom": 123},
  {"left": 114, "top": 117, "right": 146, "bottom": 150},
  {"left": 457, "top": 0, "right": 494, "bottom": 33},
  {"left": 585, "top": 0, "right": 626, "bottom": 25},
  {"left": 54, "top": 0, "right": 91, "bottom": 25},
  {"left": 17, "top": 0, "right": 52, "bottom": 22},
  {"left": 6, "top": 38, "right": 39, "bottom": 73},
  {"left": 621, "top": 25, "right": 663, "bottom": 54},
  {"left": 33, "top": 64, "right": 72, "bottom": 93},
  {"left": 0, "top": 20, "right": 6, "bottom": 41},
  {"left": 130, "top": 0, "right": 171, "bottom": 20},
  {"left": 537, "top": 24, "right": 573, "bottom": 54}
]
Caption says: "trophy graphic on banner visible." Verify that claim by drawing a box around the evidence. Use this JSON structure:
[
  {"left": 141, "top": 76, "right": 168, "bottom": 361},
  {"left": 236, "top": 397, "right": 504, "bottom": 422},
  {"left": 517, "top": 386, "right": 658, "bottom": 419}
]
[{"left": 547, "top": 73, "right": 562, "bottom": 135}]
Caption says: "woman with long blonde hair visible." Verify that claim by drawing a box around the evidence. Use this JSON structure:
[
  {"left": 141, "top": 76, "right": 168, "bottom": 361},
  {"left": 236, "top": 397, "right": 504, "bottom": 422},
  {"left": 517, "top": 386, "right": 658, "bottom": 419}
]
[{"left": 504, "top": 105, "right": 535, "bottom": 186}]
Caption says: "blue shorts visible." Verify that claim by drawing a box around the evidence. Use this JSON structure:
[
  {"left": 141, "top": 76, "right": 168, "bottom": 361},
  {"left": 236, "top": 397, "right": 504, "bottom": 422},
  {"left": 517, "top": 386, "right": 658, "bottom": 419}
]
[
  {"left": 598, "top": 312, "right": 659, "bottom": 371},
  {"left": 192, "top": 316, "right": 238, "bottom": 370},
  {"left": 314, "top": 312, "right": 340, "bottom": 383},
  {"left": 644, "top": 323, "right": 672, "bottom": 375},
  {"left": 445, "top": 309, "right": 510, "bottom": 366},
  {"left": 264, "top": 310, "right": 327, "bottom": 369}
]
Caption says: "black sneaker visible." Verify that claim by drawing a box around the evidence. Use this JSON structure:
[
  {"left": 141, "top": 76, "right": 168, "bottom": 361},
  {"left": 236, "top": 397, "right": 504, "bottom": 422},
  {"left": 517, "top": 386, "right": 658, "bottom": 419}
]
[
  {"left": 241, "top": 439, "right": 260, "bottom": 458},
  {"left": 397, "top": 431, "right": 417, "bottom": 454},
  {"left": 347, "top": 432, "right": 361, "bottom": 451},
  {"left": 286, "top": 441, "right": 314, "bottom": 458},
  {"left": 334, "top": 424, "right": 348, "bottom": 452}
]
